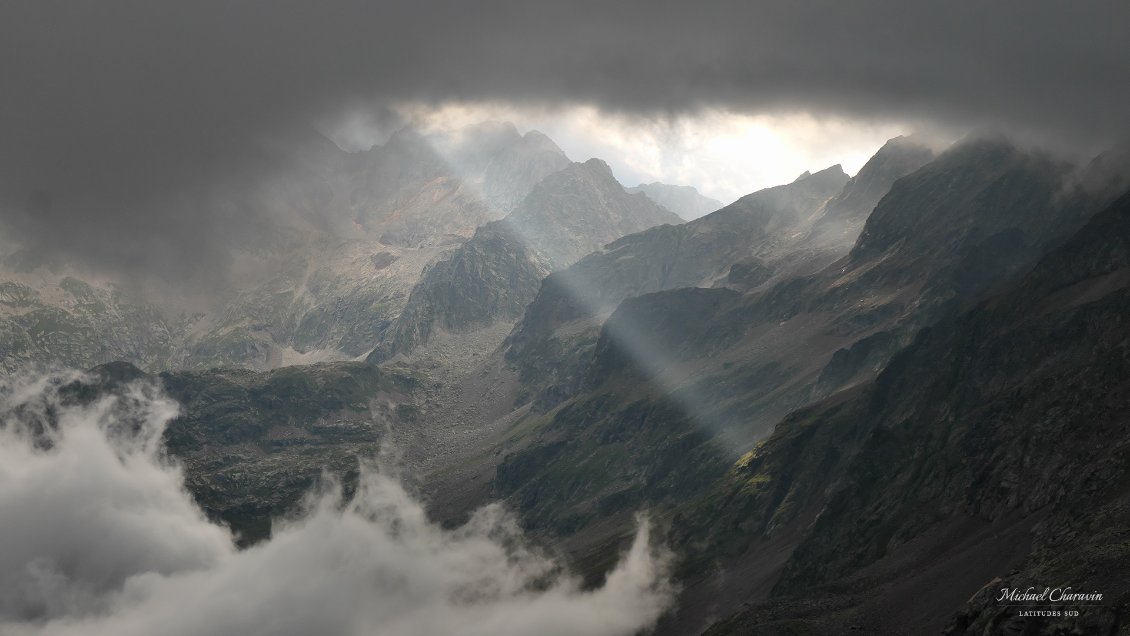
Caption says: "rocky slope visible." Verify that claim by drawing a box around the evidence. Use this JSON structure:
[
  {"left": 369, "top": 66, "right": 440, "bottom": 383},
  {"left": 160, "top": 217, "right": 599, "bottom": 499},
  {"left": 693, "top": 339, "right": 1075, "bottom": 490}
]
[
  {"left": 503, "top": 158, "right": 682, "bottom": 270},
  {"left": 502, "top": 137, "right": 933, "bottom": 408},
  {"left": 370, "top": 159, "right": 680, "bottom": 360},
  {"left": 178, "top": 239, "right": 455, "bottom": 369},
  {"left": 13, "top": 129, "right": 1130, "bottom": 636},
  {"left": 367, "top": 223, "right": 552, "bottom": 362},
  {"left": 695, "top": 188, "right": 1130, "bottom": 636},
  {"left": 627, "top": 182, "right": 724, "bottom": 220},
  {"left": 69, "top": 360, "right": 419, "bottom": 546},
  {"left": 183, "top": 124, "right": 572, "bottom": 369},
  {"left": 498, "top": 164, "right": 848, "bottom": 402},
  {"left": 0, "top": 273, "right": 187, "bottom": 372},
  {"left": 0, "top": 122, "right": 572, "bottom": 373},
  {"left": 485, "top": 137, "right": 1105, "bottom": 618},
  {"left": 802, "top": 135, "right": 936, "bottom": 250}
]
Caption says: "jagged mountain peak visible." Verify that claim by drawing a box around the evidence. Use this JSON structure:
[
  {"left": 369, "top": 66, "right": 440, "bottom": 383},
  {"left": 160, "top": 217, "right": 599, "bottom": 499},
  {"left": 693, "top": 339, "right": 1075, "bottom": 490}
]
[
  {"left": 810, "top": 163, "right": 845, "bottom": 179},
  {"left": 520, "top": 128, "right": 553, "bottom": 142},
  {"left": 506, "top": 159, "right": 679, "bottom": 269},
  {"left": 500, "top": 159, "right": 860, "bottom": 401},
  {"left": 864, "top": 134, "right": 937, "bottom": 169},
  {"left": 799, "top": 163, "right": 846, "bottom": 186},
  {"left": 580, "top": 157, "right": 616, "bottom": 178},
  {"left": 802, "top": 136, "right": 936, "bottom": 247},
  {"left": 849, "top": 134, "right": 1069, "bottom": 262},
  {"left": 516, "top": 129, "right": 564, "bottom": 152},
  {"left": 434, "top": 121, "right": 572, "bottom": 216},
  {"left": 368, "top": 152, "right": 679, "bottom": 360},
  {"left": 731, "top": 163, "right": 848, "bottom": 208}
]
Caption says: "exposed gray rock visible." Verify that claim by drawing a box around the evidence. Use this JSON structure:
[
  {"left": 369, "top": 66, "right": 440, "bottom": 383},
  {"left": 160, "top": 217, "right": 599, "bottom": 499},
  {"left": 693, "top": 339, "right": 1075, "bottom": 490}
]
[
  {"left": 702, "top": 188, "right": 1130, "bottom": 635},
  {"left": 372, "top": 159, "right": 679, "bottom": 360},
  {"left": 0, "top": 121, "right": 572, "bottom": 373},
  {"left": 504, "top": 158, "right": 681, "bottom": 270},
  {"left": 490, "top": 137, "right": 1098, "bottom": 615},
  {"left": 502, "top": 163, "right": 851, "bottom": 402}
]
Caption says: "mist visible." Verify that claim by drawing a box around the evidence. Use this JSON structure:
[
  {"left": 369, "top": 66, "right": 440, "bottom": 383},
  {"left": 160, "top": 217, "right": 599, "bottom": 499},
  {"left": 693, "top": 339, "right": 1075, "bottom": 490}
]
[
  {"left": 2, "top": 1, "right": 1127, "bottom": 290},
  {"left": 0, "top": 372, "right": 674, "bottom": 636}
]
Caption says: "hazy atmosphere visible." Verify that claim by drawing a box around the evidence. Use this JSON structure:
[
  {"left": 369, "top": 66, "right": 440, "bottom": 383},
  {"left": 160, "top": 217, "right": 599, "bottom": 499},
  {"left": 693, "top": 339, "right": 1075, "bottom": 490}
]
[
  {"left": 3, "top": 1, "right": 1126, "bottom": 287},
  {"left": 2, "top": 2, "right": 1129, "bottom": 635}
]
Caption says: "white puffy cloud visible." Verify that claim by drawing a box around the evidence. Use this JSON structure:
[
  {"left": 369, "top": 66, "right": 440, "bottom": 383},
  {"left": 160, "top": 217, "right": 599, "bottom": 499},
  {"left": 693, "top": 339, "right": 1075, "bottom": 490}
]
[{"left": 0, "top": 373, "right": 674, "bottom": 636}]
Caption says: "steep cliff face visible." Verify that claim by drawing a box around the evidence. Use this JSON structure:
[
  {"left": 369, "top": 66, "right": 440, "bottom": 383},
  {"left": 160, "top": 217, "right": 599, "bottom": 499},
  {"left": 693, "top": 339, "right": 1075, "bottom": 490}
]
[
  {"left": 368, "top": 222, "right": 552, "bottom": 362},
  {"left": 371, "top": 159, "right": 679, "bottom": 360},
  {"left": 697, "top": 190, "right": 1130, "bottom": 636}
]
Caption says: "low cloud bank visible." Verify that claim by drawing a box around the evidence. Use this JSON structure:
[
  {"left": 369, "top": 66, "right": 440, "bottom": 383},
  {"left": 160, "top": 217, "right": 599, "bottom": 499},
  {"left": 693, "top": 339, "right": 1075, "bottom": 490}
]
[{"left": 0, "top": 372, "right": 674, "bottom": 636}]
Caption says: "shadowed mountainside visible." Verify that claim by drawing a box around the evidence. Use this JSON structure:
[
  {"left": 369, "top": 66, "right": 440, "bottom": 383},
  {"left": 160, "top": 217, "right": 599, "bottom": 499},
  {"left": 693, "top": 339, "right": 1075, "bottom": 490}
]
[
  {"left": 370, "top": 159, "right": 680, "bottom": 361},
  {"left": 484, "top": 138, "right": 1109, "bottom": 632},
  {"left": 695, "top": 188, "right": 1130, "bottom": 635},
  {"left": 501, "top": 137, "right": 934, "bottom": 410}
]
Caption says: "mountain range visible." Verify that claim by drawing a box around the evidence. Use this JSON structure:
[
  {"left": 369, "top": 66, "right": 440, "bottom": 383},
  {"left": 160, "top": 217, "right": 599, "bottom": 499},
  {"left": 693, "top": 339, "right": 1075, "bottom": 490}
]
[{"left": 4, "top": 122, "right": 1130, "bottom": 635}]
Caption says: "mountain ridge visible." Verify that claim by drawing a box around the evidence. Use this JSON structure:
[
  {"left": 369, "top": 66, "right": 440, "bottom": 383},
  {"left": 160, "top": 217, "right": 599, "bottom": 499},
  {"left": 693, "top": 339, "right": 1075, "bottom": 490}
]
[
  {"left": 369, "top": 158, "right": 679, "bottom": 361},
  {"left": 627, "top": 182, "right": 724, "bottom": 220}
]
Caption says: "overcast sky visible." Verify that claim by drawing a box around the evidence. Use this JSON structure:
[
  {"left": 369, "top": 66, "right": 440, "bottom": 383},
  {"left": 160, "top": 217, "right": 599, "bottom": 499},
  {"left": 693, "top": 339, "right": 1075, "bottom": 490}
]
[
  {"left": 1, "top": 0, "right": 1127, "bottom": 285},
  {"left": 329, "top": 102, "right": 917, "bottom": 203}
]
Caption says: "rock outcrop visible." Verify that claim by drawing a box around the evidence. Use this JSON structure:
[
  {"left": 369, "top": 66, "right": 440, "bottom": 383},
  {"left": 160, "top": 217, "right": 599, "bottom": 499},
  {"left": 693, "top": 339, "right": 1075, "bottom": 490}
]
[{"left": 371, "top": 159, "right": 679, "bottom": 360}]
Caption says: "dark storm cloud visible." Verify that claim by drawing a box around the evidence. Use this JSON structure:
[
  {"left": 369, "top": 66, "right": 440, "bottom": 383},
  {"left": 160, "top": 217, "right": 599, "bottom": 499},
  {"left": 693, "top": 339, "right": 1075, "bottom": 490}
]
[{"left": 1, "top": 0, "right": 1127, "bottom": 285}]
